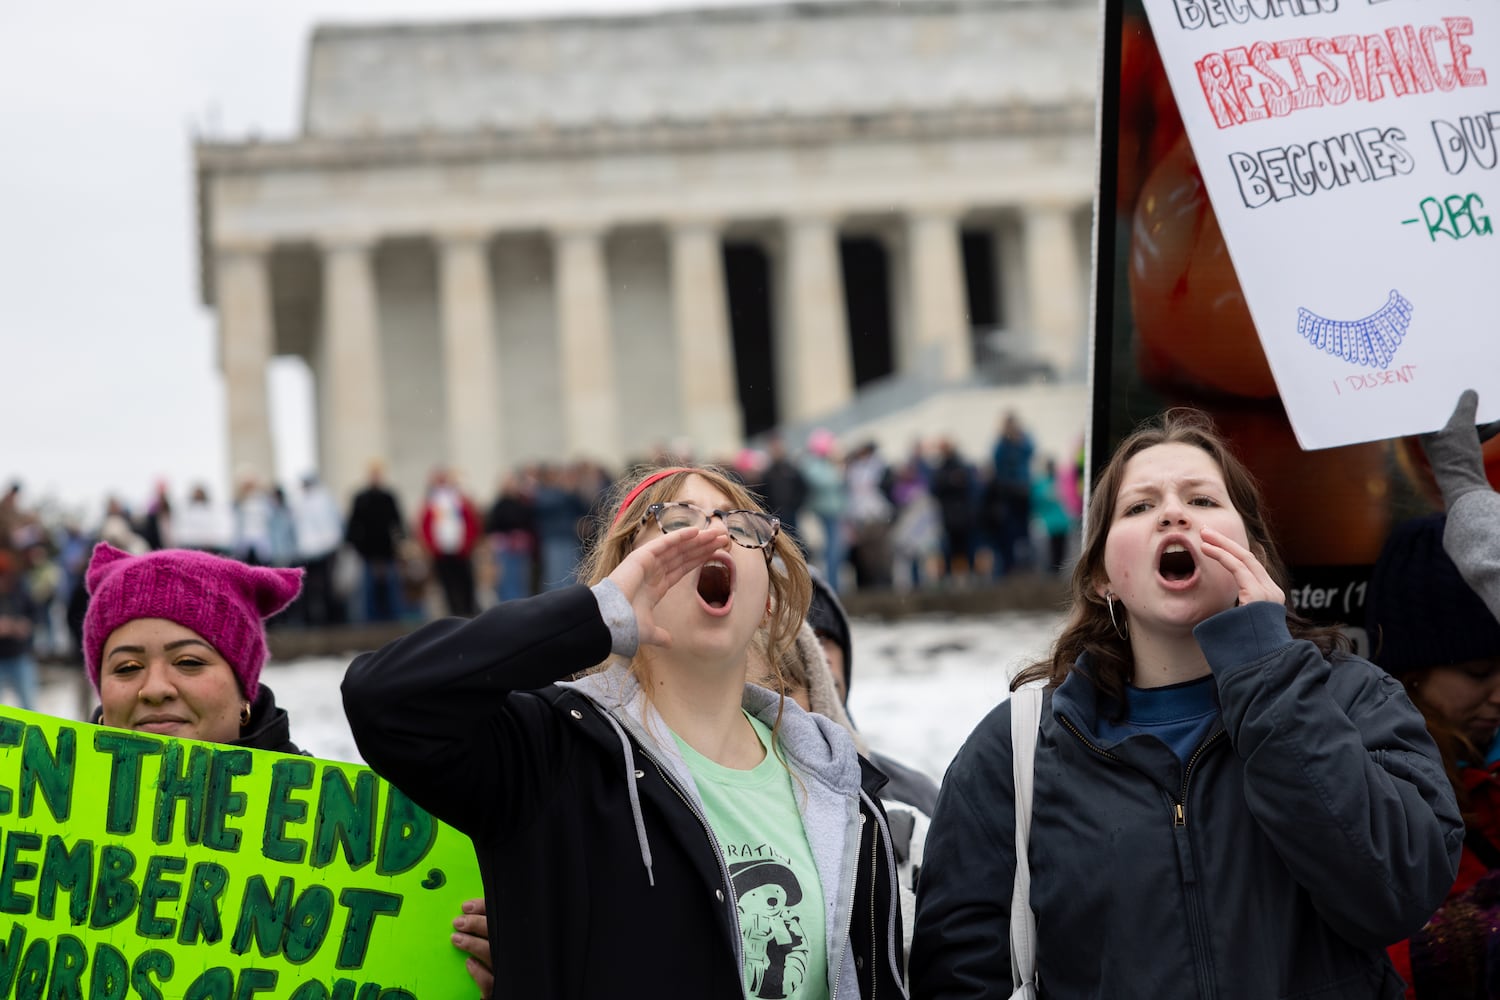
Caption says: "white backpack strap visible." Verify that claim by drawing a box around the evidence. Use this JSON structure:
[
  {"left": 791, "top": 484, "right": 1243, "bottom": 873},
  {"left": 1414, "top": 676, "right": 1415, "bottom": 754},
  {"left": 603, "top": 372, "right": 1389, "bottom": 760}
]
[{"left": 1009, "top": 683, "right": 1044, "bottom": 998}]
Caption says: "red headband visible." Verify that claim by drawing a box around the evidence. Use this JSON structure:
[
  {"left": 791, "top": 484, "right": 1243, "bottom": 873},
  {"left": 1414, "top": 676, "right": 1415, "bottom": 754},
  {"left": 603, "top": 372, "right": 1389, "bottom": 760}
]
[{"left": 612, "top": 467, "right": 693, "bottom": 526}]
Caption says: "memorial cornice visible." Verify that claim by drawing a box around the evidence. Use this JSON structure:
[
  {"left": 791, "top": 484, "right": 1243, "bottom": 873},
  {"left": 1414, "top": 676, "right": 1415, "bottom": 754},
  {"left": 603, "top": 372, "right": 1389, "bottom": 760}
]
[
  {"left": 195, "top": 102, "right": 1095, "bottom": 175},
  {"left": 195, "top": 101, "right": 1094, "bottom": 304},
  {"left": 300, "top": 0, "right": 1097, "bottom": 140},
  {"left": 314, "top": 0, "right": 1083, "bottom": 39}
]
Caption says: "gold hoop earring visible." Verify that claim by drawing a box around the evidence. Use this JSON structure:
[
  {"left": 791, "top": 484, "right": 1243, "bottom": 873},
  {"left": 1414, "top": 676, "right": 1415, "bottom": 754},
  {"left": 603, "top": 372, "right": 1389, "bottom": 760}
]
[
  {"left": 239, "top": 704, "right": 252, "bottom": 728},
  {"left": 1106, "top": 592, "right": 1128, "bottom": 640}
]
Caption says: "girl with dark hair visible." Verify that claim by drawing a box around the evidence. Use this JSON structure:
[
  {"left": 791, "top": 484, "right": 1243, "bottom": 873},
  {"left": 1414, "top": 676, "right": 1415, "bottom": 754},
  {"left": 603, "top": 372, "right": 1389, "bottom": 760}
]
[
  {"left": 1365, "top": 513, "right": 1500, "bottom": 997},
  {"left": 910, "top": 408, "right": 1462, "bottom": 999},
  {"left": 1361, "top": 388, "right": 1500, "bottom": 997},
  {"left": 344, "top": 465, "right": 907, "bottom": 1000}
]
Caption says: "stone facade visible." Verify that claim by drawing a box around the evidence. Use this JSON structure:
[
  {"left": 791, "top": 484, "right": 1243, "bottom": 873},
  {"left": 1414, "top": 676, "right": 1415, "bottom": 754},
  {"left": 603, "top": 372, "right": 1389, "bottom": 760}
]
[{"left": 195, "top": 0, "right": 1100, "bottom": 505}]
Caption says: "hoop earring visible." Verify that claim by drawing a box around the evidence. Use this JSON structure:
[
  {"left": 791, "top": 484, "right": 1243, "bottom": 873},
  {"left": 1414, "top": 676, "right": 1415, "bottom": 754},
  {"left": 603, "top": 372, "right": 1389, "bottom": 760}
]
[
  {"left": 239, "top": 704, "right": 252, "bottom": 728},
  {"left": 1106, "top": 592, "right": 1128, "bottom": 640}
]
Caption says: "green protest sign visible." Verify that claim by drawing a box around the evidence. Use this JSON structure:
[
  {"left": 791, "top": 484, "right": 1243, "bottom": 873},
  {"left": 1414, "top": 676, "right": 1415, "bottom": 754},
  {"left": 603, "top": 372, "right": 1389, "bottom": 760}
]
[{"left": 0, "top": 707, "right": 482, "bottom": 999}]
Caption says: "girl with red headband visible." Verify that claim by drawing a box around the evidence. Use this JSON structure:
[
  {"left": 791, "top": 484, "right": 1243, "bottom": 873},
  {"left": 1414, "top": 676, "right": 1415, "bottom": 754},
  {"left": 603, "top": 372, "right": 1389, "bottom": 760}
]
[{"left": 343, "top": 465, "right": 908, "bottom": 1000}]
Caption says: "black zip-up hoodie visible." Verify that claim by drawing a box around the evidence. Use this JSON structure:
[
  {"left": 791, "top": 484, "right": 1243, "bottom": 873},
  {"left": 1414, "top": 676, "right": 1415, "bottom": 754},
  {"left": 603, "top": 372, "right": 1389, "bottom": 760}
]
[{"left": 343, "top": 583, "right": 908, "bottom": 999}]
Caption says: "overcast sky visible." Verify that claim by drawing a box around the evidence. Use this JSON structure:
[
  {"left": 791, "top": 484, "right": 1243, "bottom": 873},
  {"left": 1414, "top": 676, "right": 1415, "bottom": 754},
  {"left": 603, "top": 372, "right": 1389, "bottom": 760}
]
[{"left": 0, "top": 0, "right": 778, "bottom": 518}]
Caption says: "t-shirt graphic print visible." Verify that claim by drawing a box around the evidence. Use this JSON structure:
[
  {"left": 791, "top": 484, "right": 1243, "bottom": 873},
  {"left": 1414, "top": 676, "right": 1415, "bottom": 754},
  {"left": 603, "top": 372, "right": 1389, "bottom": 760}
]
[
  {"left": 733, "top": 854, "right": 811, "bottom": 998},
  {"left": 674, "top": 714, "right": 829, "bottom": 1000}
]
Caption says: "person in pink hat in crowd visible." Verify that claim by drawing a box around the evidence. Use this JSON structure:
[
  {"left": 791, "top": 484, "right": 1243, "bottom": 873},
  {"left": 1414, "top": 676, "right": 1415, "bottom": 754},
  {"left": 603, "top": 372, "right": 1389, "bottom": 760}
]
[
  {"left": 729, "top": 446, "right": 765, "bottom": 489},
  {"left": 82, "top": 542, "right": 305, "bottom": 753}
]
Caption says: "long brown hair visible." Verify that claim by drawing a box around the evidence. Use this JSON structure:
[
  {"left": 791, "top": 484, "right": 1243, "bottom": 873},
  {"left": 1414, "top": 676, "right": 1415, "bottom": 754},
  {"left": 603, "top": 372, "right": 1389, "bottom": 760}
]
[
  {"left": 1014, "top": 407, "right": 1349, "bottom": 701},
  {"left": 1401, "top": 674, "right": 1479, "bottom": 816},
  {"left": 576, "top": 464, "right": 812, "bottom": 688}
]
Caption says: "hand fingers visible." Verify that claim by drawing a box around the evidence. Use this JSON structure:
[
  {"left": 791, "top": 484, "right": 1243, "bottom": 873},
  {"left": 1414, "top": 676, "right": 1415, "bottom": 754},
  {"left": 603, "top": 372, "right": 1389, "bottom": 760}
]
[
  {"left": 1198, "top": 527, "right": 1261, "bottom": 576},
  {"left": 654, "top": 523, "right": 731, "bottom": 573},
  {"left": 1198, "top": 529, "right": 1266, "bottom": 588},
  {"left": 641, "top": 531, "right": 731, "bottom": 606},
  {"left": 1200, "top": 527, "right": 1283, "bottom": 604},
  {"left": 466, "top": 957, "right": 495, "bottom": 997},
  {"left": 1447, "top": 388, "right": 1480, "bottom": 433},
  {"left": 626, "top": 526, "right": 732, "bottom": 650},
  {"left": 452, "top": 901, "right": 492, "bottom": 966},
  {"left": 452, "top": 929, "right": 491, "bottom": 962},
  {"left": 453, "top": 913, "right": 487, "bottom": 938},
  {"left": 607, "top": 525, "right": 727, "bottom": 606},
  {"left": 1196, "top": 534, "right": 1244, "bottom": 583},
  {"left": 636, "top": 525, "right": 730, "bottom": 591}
]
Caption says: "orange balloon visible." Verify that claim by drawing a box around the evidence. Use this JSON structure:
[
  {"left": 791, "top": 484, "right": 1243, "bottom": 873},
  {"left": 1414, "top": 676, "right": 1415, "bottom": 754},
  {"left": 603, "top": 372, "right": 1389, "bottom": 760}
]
[
  {"left": 1116, "top": 16, "right": 1185, "bottom": 216},
  {"left": 1129, "top": 137, "right": 1279, "bottom": 400},
  {"left": 1215, "top": 406, "right": 1391, "bottom": 566},
  {"left": 1116, "top": 16, "right": 1182, "bottom": 215}
]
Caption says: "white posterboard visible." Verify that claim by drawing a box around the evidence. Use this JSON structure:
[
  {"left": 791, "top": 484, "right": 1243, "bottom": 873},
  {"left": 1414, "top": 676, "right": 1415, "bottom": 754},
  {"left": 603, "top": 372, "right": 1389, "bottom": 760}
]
[{"left": 1135, "top": 0, "right": 1500, "bottom": 449}]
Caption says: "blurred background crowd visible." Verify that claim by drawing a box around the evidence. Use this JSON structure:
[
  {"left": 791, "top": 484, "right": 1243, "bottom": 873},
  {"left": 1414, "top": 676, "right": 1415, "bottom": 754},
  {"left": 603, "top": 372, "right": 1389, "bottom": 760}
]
[{"left": 0, "top": 411, "right": 1082, "bottom": 705}]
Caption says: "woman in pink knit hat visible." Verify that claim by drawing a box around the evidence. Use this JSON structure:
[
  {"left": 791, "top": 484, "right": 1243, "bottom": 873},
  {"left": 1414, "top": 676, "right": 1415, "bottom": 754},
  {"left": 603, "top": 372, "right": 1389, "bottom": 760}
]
[{"left": 81, "top": 542, "right": 304, "bottom": 752}]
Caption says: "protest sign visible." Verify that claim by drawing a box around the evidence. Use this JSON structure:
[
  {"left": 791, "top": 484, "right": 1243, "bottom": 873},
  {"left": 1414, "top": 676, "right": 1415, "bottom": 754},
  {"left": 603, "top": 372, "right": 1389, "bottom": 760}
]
[
  {"left": 0, "top": 708, "right": 481, "bottom": 999},
  {"left": 1134, "top": 0, "right": 1500, "bottom": 449}
]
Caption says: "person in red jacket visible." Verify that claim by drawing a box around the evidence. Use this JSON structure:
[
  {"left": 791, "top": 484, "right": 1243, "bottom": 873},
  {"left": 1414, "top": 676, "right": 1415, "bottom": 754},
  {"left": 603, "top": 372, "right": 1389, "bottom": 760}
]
[{"left": 419, "top": 467, "right": 482, "bottom": 617}]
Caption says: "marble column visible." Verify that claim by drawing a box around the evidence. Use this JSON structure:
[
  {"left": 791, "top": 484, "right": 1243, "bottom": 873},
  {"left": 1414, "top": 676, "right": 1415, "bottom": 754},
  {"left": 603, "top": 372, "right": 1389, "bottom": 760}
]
[
  {"left": 321, "top": 236, "right": 389, "bottom": 502},
  {"left": 553, "top": 225, "right": 621, "bottom": 460},
  {"left": 993, "top": 217, "right": 1027, "bottom": 333},
  {"left": 778, "top": 216, "right": 853, "bottom": 424},
  {"left": 906, "top": 209, "right": 973, "bottom": 381},
  {"left": 214, "top": 243, "right": 277, "bottom": 485},
  {"left": 670, "top": 221, "right": 742, "bottom": 457},
  {"left": 1023, "top": 204, "right": 1087, "bottom": 378},
  {"left": 438, "top": 231, "right": 503, "bottom": 491}
]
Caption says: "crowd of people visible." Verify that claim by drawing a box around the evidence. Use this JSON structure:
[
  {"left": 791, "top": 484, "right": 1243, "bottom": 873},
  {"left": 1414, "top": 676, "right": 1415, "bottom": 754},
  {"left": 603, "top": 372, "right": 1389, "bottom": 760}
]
[
  {"left": 0, "top": 411, "right": 1082, "bottom": 678},
  {"left": 10, "top": 391, "right": 1500, "bottom": 997}
]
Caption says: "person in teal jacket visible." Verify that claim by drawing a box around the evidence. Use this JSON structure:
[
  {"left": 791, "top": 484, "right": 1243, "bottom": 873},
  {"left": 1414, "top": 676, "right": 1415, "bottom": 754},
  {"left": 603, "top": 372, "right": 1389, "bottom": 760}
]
[
  {"left": 801, "top": 430, "right": 848, "bottom": 592},
  {"left": 1030, "top": 457, "right": 1073, "bottom": 575}
]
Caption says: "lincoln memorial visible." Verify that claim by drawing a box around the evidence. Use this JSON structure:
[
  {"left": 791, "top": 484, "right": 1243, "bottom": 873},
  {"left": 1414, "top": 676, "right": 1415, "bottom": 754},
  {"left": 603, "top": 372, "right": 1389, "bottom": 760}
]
[{"left": 194, "top": 0, "right": 1099, "bottom": 503}]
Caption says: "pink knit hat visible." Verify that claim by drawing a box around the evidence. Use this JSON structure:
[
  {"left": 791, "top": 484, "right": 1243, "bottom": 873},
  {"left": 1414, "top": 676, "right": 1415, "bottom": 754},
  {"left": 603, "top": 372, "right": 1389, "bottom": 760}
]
[{"left": 83, "top": 543, "right": 303, "bottom": 701}]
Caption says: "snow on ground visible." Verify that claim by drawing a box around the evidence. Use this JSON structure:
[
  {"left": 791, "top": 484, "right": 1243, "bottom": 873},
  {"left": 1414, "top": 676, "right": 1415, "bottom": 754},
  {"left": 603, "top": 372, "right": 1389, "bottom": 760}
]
[
  {"left": 36, "top": 610, "right": 1067, "bottom": 784},
  {"left": 846, "top": 611, "right": 1065, "bottom": 780}
]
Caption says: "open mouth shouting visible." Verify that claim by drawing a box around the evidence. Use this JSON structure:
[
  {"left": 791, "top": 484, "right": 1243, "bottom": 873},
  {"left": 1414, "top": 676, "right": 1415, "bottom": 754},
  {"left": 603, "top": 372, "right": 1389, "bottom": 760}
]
[
  {"left": 695, "top": 555, "right": 736, "bottom": 616},
  {"left": 1157, "top": 538, "right": 1199, "bottom": 588}
]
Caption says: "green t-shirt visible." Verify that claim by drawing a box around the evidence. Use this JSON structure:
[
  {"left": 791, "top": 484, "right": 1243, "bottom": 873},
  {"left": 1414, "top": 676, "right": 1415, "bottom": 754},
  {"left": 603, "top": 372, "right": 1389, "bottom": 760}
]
[{"left": 674, "top": 713, "right": 830, "bottom": 1000}]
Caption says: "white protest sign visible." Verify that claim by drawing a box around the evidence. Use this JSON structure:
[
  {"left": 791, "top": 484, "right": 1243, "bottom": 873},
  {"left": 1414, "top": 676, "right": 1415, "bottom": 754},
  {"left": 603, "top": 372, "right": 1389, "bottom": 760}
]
[{"left": 1135, "top": 0, "right": 1500, "bottom": 449}]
